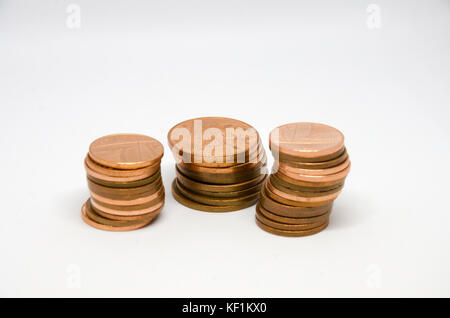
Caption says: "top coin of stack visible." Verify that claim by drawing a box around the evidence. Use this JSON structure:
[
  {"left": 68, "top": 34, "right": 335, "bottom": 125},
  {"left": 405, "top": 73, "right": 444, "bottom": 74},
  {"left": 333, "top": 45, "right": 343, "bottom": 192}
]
[
  {"left": 168, "top": 117, "right": 267, "bottom": 212},
  {"left": 82, "top": 133, "right": 165, "bottom": 231},
  {"left": 256, "top": 122, "right": 350, "bottom": 237}
]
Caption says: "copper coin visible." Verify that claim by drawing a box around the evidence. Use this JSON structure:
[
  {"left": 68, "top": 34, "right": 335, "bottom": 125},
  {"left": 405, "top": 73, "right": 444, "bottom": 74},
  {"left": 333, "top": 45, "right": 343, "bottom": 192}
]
[
  {"left": 81, "top": 200, "right": 154, "bottom": 231},
  {"left": 276, "top": 157, "right": 350, "bottom": 176},
  {"left": 280, "top": 148, "right": 348, "bottom": 169},
  {"left": 269, "top": 122, "right": 344, "bottom": 160},
  {"left": 90, "top": 192, "right": 165, "bottom": 217},
  {"left": 180, "top": 139, "right": 264, "bottom": 168},
  {"left": 256, "top": 206, "right": 328, "bottom": 231},
  {"left": 177, "top": 162, "right": 267, "bottom": 184},
  {"left": 168, "top": 117, "right": 260, "bottom": 164},
  {"left": 86, "top": 169, "right": 161, "bottom": 188},
  {"left": 265, "top": 181, "right": 336, "bottom": 207},
  {"left": 176, "top": 165, "right": 267, "bottom": 193},
  {"left": 87, "top": 176, "right": 163, "bottom": 199},
  {"left": 175, "top": 179, "right": 259, "bottom": 206},
  {"left": 270, "top": 173, "right": 344, "bottom": 193},
  {"left": 171, "top": 179, "right": 257, "bottom": 212},
  {"left": 269, "top": 176, "right": 344, "bottom": 197},
  {"left": 84, "top": 160, "right": 158, "bottom": 183},
  {"left": 257, "top": 203, "right": 331, "bottom": 225},
  {"left": 179, "top": 150, "right": 266, "bottom": 174},
  {"left": 91, "top": 200, "right": 164, "bottom": 221},
  {"left": 188, "top": 179, "right": 265, "bottom": 198},
  {"left": 276, "top": 161, "right": 351, "bottom": 183},
  {"left": 275, "top": 146, "right": 345, "bottom": 163},
  {"left": 89, "top": 133, "right": 164, "bottom": 169},
  {"left": 256, "top": 218, "right": 328, "bottom": 237},
  {"left": 90, "top": 184, "right": 164, "bottom": 206},
  {"left": 85, "top": 154, "right": 161, "bottom": 178},
  {"left": 274, "top": 170, "right": 346, "bottom": 188},
  {"left": 260, "top": 187, "right": 333, "bottom": 217}
]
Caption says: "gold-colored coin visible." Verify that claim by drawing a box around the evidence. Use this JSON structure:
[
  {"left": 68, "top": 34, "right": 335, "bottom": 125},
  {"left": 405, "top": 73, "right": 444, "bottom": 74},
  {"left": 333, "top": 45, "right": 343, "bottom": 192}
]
[
  {"left": 89, "top": 133, "right": 164, "bottom": 169},
  {"left": 256, "top": 218, "right": 328, "bottom": 237},
  {"left": 260, "top": 187, "right": 333, "bottom": 217},
  {"left": 81, "top": 200, "right": 155, "bottom": 231},
  {"left": 171, "top": 179, "right": 257, "bottom": 212},
  {"left": 256, "top": 206, "right": 328, "bottom": 231},
  {"left": 257, "top": 203, "right": 331, "bottom": 225},
  {"left": 176, "top": 166, "right": 267, "bottom": 193},
  {"left": 269, "top": 122, "right": 344, "bottom": 160}
]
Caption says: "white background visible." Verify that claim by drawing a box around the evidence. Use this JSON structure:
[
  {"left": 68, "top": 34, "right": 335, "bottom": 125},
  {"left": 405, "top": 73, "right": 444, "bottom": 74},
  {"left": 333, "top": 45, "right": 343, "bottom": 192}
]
[{"left": 1, "top": 0, "right": 449, "bottom": 297}]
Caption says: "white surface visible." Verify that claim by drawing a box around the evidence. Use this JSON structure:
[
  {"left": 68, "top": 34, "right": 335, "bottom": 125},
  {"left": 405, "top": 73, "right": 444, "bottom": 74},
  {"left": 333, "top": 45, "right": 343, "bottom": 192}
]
[{"left": 1, "top": 0, "right": 449, "bottom": 297}]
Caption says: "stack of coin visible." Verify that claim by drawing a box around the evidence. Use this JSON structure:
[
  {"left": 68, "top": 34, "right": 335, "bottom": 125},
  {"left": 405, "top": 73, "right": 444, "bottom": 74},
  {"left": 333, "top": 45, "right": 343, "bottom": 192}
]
[
  {"left": 256, "top": 122, "right": 350, "bottom": 237},
  {"left": 81, "top": 134, "right": 165, "bottom": 231},
  {"left": 168, "top": 117, "right": 267, "bottom": 212}
]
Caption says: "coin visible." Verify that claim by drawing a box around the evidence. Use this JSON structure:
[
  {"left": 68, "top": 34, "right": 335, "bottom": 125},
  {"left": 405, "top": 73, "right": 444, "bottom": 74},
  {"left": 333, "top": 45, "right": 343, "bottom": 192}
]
[
  {"left": 89, "top": 134, "right": 164, "bottom": 169},
  {"left": 255, "top": 217, "right": 329, "bottom": 237},
  {"left": 87, "top": 176, "right": 163, "bottom": 199},
  {"left": 171, "top": 179, "right": 257, "bottom": 212},
  {"left": 177, "top": 162, "right": 267, "bottom": 184},
  {"left": 274, "top": 146, "right": 345, "bottom": 163},
  {"left": 90, "top": 184, "right": 164, "bottom": 206},
  {"left": 168, "top": 117, "right": 260, "bottom": 164},
  {"left": 86, "top": 169, "right": 161, "bottom": 188},
  {"left": 256, "top": 206, "right": 328, "bottom": 231},
  {"left": 269, "top": 176, "right": 344, "bottom": 197},
  {"left": 259, "top": 187, "right": 333, "bottom": 217},
  {"left": 274, "top": 169, "right": 346, "bottom": 188},
  {"left": 276, "top": 157, "right": 350, "bottom": 176},
  {"left": 280, "top": 148, "right": 348, "bottom": 169},
  {"left": 270, "top": 173, "right": 344, "bottom": 193},
  {"left": 276, "top": 161, "right": 351, "bottom": 183},
  {"left": 81, "top": 200, "right": 155, "bottom": 231},
  {"left": 176, "top": 166, "right": 267, "bottom": 193},
  {"left": 189, "top": 180, "right": 265, "bottom": 198},
  {"left": 90, "top": 192, "right": 165, "bottom": 217},
  {"left": 91, "top": 200, "right": 164, "bottom": 221},
  {"left": 85, "top": 154, "right": 160, "bottom": 178},
  {"left": 269, "top": 122, "right": 344, "bottom": 159},
  {"left": 265, "top": 181, "right": 334, "bottom": 207},
  {"left": 175, "top": 179, "right": 260, "bottom": 207},
  {"left": 257, "top": 203, "right": 331, "bottom": 225}
]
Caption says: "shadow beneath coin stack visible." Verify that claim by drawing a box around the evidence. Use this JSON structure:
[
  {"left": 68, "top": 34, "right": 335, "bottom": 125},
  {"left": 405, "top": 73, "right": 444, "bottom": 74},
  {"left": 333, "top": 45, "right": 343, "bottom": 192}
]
[{"left": 326, "top": 190, "right": 370, "bottom": 231}]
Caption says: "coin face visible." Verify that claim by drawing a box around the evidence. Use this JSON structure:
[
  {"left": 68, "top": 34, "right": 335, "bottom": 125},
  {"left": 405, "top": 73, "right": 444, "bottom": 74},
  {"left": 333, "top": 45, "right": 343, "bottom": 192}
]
[
  {"left": 269, "top": 122, "right": 344, "bottom": 159},
  {"left": 89, "top": 134, "right": 164, "bottom": 169},
  {"left": 168, "top": 117, "right": 259, "bottom": 164}
]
